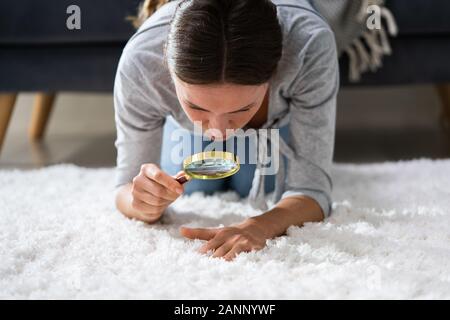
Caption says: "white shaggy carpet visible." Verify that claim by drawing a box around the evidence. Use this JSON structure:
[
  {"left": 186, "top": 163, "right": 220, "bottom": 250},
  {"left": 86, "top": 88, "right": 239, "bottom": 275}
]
[{"left": 1, "top": 159, "right": 450, "bottom": 299}]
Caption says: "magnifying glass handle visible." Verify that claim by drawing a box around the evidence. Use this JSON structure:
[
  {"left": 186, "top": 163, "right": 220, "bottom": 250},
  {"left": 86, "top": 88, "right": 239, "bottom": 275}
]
[{"left": 176, "top": 175, "right": 189, "bottom": 185}]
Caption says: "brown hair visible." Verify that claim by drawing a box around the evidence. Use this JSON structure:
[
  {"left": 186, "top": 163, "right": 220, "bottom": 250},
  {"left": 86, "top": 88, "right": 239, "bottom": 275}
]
[{"left": 132, "top": 0, "right": 283, "bottom": 86}]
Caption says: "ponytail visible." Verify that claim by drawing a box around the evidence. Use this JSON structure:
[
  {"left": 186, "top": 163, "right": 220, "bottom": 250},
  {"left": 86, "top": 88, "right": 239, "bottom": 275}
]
[{"left": 129, "top": 0, "right": 171, "bottom": 28}]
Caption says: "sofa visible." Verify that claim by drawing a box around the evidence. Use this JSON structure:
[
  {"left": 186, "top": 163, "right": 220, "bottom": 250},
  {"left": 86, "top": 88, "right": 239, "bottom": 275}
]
[{"left": 1, "top": 0, "right": 450, "bottom": 151}]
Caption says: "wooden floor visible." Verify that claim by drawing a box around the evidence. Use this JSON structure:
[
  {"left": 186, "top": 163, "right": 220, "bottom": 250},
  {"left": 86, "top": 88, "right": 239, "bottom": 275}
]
[{"left": 1, "top": 86, "right": 449, "bottom": 169}]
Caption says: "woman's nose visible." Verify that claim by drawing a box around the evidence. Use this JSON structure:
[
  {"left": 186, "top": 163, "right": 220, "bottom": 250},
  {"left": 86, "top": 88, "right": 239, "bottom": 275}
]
[{"left": 206, "top": 118, "right": 230, "bottom": 140}]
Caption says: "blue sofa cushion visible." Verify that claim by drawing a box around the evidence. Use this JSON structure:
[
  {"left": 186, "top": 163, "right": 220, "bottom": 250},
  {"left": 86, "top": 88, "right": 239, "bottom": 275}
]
[
  {"left": 1, "top": 0, "right": 450, "bottom": 45},
  {"left": 0, "top": 0, "right": 140, "bottom": 45},
  {"left": 389, "top": 0, "right": 450, "bottom": 36}
]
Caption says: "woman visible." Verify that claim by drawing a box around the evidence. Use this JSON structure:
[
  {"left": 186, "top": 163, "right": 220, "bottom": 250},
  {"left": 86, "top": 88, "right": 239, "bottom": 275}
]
[{"left": 114, "top": 0, "right": 338, "bottom": 260}]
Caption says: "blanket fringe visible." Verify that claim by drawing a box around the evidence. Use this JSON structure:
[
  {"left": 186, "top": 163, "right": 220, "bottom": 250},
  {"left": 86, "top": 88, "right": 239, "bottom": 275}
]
[{"left": 346, "top": 0, "right": 398, "bottom": 82}]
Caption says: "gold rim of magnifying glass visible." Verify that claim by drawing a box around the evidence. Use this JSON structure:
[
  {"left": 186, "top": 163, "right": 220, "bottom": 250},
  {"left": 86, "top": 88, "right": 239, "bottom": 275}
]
[{"left": 183, "top": 151, "right": 240, "bottom": 180}]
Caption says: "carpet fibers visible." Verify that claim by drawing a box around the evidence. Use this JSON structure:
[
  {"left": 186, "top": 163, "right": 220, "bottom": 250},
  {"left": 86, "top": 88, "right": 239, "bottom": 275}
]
[{"left": 1, "top": 159, "right": 449, "bottom": 299}]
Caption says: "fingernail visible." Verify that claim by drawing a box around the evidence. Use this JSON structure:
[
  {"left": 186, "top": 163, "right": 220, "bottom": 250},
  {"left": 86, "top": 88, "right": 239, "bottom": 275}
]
[{"left": 176, "top": 187, "right": 183, "bottom": 195}]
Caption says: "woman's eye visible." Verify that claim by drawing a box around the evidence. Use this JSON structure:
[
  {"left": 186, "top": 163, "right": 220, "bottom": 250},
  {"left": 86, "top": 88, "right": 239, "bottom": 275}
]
[
  {"left": 231, "top": 109, "right": 250, "bottom": 114},
  {"left": 188, "top": 107, "right": 204, "bottom": 112},
  {"left": 189, "top": 105, "right": 209, "bottom": 112}
]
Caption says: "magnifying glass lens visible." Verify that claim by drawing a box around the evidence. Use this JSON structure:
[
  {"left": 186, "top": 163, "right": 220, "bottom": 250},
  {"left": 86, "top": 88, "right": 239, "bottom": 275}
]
[
  {"left": 185, "top": 158, "right": 238, "bottom": 177},
  {"left": 179, "top": 151, "right": 240, "bottom": 181}
]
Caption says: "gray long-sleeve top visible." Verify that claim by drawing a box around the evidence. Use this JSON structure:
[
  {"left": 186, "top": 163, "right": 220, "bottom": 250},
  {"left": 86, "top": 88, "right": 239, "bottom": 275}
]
[{"left": 114, "top": 0, "right": 339, "bottom": 217}]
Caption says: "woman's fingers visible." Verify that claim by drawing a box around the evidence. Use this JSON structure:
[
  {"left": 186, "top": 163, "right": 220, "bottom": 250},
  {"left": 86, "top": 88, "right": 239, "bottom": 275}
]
[
  {"left": 212, "top": 241, "right": 234, "bottom": 258},
  {"left": 129, "top": 163, "right": 186, "bottom": 223},
  {"left": 174, "top": 171, "right": 186, "bottom": 179},
  {"left": 134, "top": 174, "right": 179, "bottom": 202},
  {"left": 199, "top": 231, "right": 229, "bottom": 253},
  {"left": 131, "top": 198, "right": 166, "bottom": 216},
  {"left": 132, "top": 187, "right": 171, "bottom": 207},
  {"left": 182, "top": 223, "right": 268, "bottom": 260},
  {"left": 143, "top": 164, "right": 184, "bottom": 195},
  {"left": 180, "top": 227, "right": 250, "bottom": 259},
  {"left": 180, "top": 227, "right": 220, "bottom": 241},
  {"left": 223, "top": 243, "right": 246, "bottom": 261}
]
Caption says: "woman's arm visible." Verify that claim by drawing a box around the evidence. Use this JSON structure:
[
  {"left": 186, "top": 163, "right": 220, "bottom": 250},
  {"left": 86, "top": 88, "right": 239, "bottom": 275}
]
[
  {"left": 116, "top": 183, "right": 156, "bottom": 223},
  {"left": 114, "top": 37, "right": 179, "bottom": 224},
  {"left": 249, "top": 195, "right": 325, "bottom": 239}
]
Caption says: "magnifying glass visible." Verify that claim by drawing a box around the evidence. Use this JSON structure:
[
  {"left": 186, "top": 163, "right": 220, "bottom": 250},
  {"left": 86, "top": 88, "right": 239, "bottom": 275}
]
[{"left": 175, "top": 151, "right": 240, "bottom": 184}]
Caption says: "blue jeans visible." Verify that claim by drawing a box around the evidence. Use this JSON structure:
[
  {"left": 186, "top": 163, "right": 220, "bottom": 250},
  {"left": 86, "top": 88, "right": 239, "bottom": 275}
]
[{"left": 161, "top": 117, "right": 289, "bottom": 197}]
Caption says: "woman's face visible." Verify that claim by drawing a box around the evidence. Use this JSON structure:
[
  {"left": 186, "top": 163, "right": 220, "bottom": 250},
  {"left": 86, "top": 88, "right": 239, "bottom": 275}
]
[{"left": 173, "top": 76, "right": 268, "bottom": 141}]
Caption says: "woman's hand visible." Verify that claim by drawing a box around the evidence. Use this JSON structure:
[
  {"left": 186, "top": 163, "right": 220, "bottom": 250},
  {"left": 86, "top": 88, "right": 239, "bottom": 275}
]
[
  {"left": 116, "top": 164, "right": 184, "bottom": 224},
  {"left": 180, "top": 218, "right": 272, "bottom": 261},
  {"left": 179, "top": 195, "right": 325, "bottom": 261}
]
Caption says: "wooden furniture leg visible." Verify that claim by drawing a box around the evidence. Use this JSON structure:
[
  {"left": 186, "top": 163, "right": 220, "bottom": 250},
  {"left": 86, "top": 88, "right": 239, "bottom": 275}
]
[
  {"left": 437, "top": 84, "right": 450, "bottom": 131},
  {"left": 28, "top": 93, "right": 56, "bottom": 141},
  {"left": 0, "top": 93, "right": 17, "bottom": 154}
]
